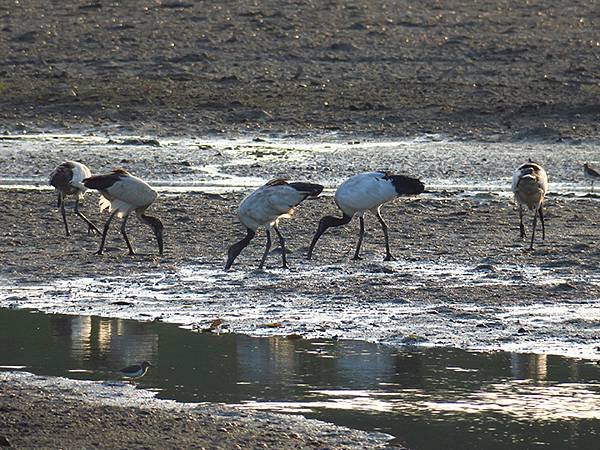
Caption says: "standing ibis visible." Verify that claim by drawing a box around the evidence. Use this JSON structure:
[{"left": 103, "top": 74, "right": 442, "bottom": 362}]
[
  {"left": 584, "top": 163, "right": 600, "bottom": 192},
  {"left": 49, "top": 160, "right": 100, "bottom": 236},
  {"left": 512, "top": 161, "right": 548, "bottom": 250},
  {"left": 307, "top": 171, "right": 424, "bottom": 261},
  {"left": 83, "top": 168, "right": 163, "bottom": 255},
  {"left": 225, "top": 179, "right": 324, "bottom": 270}
]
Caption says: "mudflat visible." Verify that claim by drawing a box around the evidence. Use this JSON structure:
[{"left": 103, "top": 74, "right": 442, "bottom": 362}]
[
  {"left": 1, "top": 0, "right": 598, "bottom": 140},
  {"left": 2, "top": 1, "right": 600, "bottom": 449}
]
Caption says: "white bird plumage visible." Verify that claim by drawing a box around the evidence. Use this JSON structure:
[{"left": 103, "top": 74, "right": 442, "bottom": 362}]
[
  {"left": 512, "top": 161, "right": 548, "bottom": 250},
  {"left": 308, "top": 171, "right": 425, "bottom": 261},
  {"left": 48, "top": 160, "right": 100, "bottom": 236},
  {"left": 83, "top": 168, "right": 164, "bottom": 255},
  {"left": 226, "top": 179, "right": 324, "bottom": 270}
]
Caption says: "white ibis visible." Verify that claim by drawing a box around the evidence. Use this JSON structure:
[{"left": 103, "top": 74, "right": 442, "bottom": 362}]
[
  {"left": 307, "top": 171, "right": 425, "bottom": 261},
  {"left": 225, "top": 179, "right": 324, "bottom": 270},
  {"left": 584, "top": 163, "right": 600, "bottom": 192},
  {"left": 119, "top": 361, "right": 153, "bottom": 378},
  {"left": 48, "top": 161, "right": 100, "bottom": 236},
  {"left": 82, "top": 168, "right": 163, "bottom": 255},
  {"left": 512, "top": 160, "right": 548, "bottom": 250}
]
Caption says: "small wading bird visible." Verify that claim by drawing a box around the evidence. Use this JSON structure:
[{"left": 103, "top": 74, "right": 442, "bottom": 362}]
[
  {"left": 307, "top": 171, "right": 425, "bottom": 261},
  {"left": 225, "top": 179, "right": 324, "bottom": 270},
  {"left": 119, "top": 361, "right": 153, "bottom": 379},
  {"left": 83, "top": 168, "right": 164, "bottom": 255},
  {"left": 512, "top": 160, "right": 548, "bottom": 250},
  {"left": 49, "top": 161, "right": 100, "bottom": 236},
  {"left": 584, "top": 163, "right": 600, "bottom": 192}
]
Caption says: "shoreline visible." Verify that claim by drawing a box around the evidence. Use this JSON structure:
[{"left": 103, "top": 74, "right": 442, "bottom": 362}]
[{"left": 0, "top": 370, "right": 396, "bottom": 449}]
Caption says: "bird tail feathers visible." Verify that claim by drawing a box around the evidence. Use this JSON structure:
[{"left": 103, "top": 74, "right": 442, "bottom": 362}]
[{"left": 288, "top": 182, "right": 324, "bottom": 197}]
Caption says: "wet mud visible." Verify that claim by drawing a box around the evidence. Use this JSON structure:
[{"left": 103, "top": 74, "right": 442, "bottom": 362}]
[
  {"left": 3, "top": 184, "right": 600, "bottom": 359},
  {"left": 0, "top": 371, "right": 392, "bottom": 450}
]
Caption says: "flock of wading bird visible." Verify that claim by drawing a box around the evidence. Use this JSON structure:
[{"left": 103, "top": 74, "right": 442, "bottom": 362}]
[{"left": 49, "top": 159, "right": 600, "bottom": 269}]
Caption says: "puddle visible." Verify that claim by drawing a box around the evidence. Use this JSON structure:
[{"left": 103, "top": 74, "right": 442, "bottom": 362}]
[{"left": 1, "top": 308, "right": 600, "bottom": 449}]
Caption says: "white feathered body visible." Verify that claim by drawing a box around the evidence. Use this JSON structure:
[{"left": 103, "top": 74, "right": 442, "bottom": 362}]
[
  {"left": 512, "top": 163, "right": 548, "bottom": 211},
  {"left": 239, "top": 184, "right": 309, "bottom": 230},
  {"left": 99, "top": 175, "right": 158, "bottom": 218},
  {"left": 335, "top": 172, "right": 400, "bottom": 217},
  {"left": 49, "top": 161, "right": 92, "bottom": 199}
]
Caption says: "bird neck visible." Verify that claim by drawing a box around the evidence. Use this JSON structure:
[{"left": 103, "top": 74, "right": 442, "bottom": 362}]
[
  {"left": 308, "top": 214, "right": 351, "bottom": 258},
  {"left": 226, "top": 228, "right": 256, "bottom": 270},
  {"left": 141, "top": 214, "right": 164, "bottom": 255}
]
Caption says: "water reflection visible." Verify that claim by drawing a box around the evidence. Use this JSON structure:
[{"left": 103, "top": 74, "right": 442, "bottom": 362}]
[
  {"left": 511, "top": 353, "right": 548, "bottom": 381},
  {"left": 47, "top": 315, "right": 158, "bottom": 370},
  {"left": 1, "top": 308, "right": 600, "bottom": 450}
]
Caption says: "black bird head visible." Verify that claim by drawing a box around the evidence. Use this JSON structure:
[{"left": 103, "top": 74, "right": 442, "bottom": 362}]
[
  {"left": 225, "top": 228, "right": 256, "bottom": 270},
  {"left": 142, "top": 215, "right": 164, "bottom": 255}
]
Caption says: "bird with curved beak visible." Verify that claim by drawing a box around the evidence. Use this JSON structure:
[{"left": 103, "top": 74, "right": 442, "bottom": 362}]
[
  {"left": 49, "top": 160, "right": 100, "bottom": 236},
  {"left": 83, "top": 168, "right": 164, "bottom": 256},
  {"left": 226, "top": 179, "right": 324, "bottom": 270},
  {"left": 308, "top": 171, "right": 424, "bottom": 261}
]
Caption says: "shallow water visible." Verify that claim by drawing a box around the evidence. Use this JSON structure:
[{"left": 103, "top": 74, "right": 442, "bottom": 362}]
[
  {"left": 1, "top": 308, "right": 599, "bottom": 450},
  {"left": 1, "top": 133, "right": 599, "bottom": 195}
]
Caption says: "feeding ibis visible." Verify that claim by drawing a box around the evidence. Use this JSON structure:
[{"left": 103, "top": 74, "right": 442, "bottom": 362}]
[
  {"left": 307, "top": 171, "right": 424, "bottom": 261},
  {"left": 584, "top": 163, "right": 600, "bottom": 192},
  {"left": 512, "top": 160, "right": 548, "bottom": 250},
  {"left": 83, "top": 168, "right": 163, "bottom": 255},
  {"left": 49, "top": 161, "right": 101, "bottom": 236},
  {"left": 225, "top": 179, "right": 324, "bottom": 270}
]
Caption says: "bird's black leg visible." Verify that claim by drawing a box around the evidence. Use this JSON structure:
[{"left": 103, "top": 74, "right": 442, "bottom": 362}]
[
  {"left": 538, "top": 205, "right": 545, "bottom": 241},
  {"left": 96, "top": 210, "right": 118, "bottom": 255},
  {"left": 74, "top": 198, "right": 101, "bottom": 235},
  {"left": 258, "top": 229, "right": 272, "bottom": 270},
  {"left": 518, "top": 204, "right": 526, "bottom": 239},
  {"left": 529, "top": 210, "right": 538, "bottom": 250},
  {"left": 592, "top": 181, "right": 595, "bottom": 193},
  {"left": 375, "top": 209, "right": 395, "bottom": 261},
  {"left": 120, "top": 213, "right": 135, "bottom": 255},
  {"left": 273, "top": 225, "right": 288, "bottom": 269},
  {"left": 59, "top": 194, "right": 70, "bottom": 236},
  {"left": 353, "top": 216, "right": 365, "bottom": 260}
]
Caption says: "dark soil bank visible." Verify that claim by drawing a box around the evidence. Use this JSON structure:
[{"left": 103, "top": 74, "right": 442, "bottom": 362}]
[
  {"left": 0, "top": 372, "right": 394, "bottom": 450},
  {"left": 1, "top": 0, "right": 599, "bottom": 140}
]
